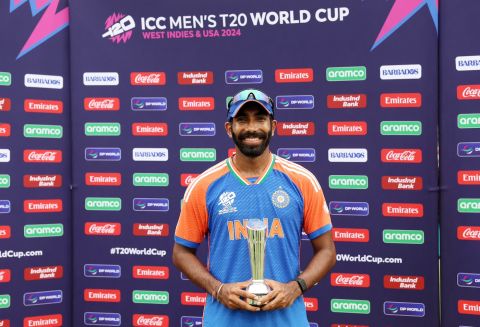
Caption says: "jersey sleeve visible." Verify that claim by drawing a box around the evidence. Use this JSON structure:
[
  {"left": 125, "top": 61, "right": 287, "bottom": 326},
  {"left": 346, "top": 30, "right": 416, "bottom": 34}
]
[
  {"left": 301, "top": 175, "right": 332, "bottom": 240},
  {"left": 174, "top": 182, "right": 209, "bottom": 248}
]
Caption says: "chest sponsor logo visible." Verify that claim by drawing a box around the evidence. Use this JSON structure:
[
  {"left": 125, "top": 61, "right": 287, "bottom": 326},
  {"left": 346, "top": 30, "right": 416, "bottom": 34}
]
[
  {"left": 178, "top": 71, "right": 213, "bottom": 85},
  {"left": 457, "top": 170, "right": 480, "bottom": 185},
  {"left": 181, "top": 316, "right": 202, "bottom": 326},
  {"left": 458, "top": 300, "right": 480, "bottom": 315},
  {"left": 83, "top": 72, "right": 119, "bottom": 86},
  {"left": 85, "top": 173, "right": 121, "bottom": 186},
  {"left": 225, "top": 70, "right": 263, "bottom": 84},
  {"left": 0, "top": 200, "right": 11, "bottom": 214},
  {"left": 218, "top": 192, "right": 237, "bottom": 214},
  {"left": 380, "top": 93, "right": 421, "bottom": 108},
  {"left": 382, "top": 176, "right": 423, "bottom": 190},
  {"left": 0, "top": 175, "right": 9, "bottom": 188},
  {"left": 333, "top": 228, "right": 369, "bottom": 242},
  {"left": 84, "top": 289, "right": 120, "bottom": 303},
  {"left": 24, "top": 224, "right": 63, "bottom": 238},
  {"left": 382, "top": 203, "right": 423, "bottom": 218},
  {"left": 458, "top": 85, "right": 480, "bottom": 100},
  {"left": 85, "top": 122, "right": 120, "bottom": 136},
  {"left": 277, "top": 148, "right": 315, "bottom": 162},
  {"left": 133, "top": 198, "right": 169, "bottom": 212},
  {"left": 85, "top": 223, "right": 121, "bottom": 236},
  {"left": 458, "top": 142, "right": 480, "bottom": 157},
  {"left": 458, "top": 226, "right": 480, "bottom": 240},
  {"left": 132, "top": 123, "right": 168, "bottom": 136},
  {"left": 331, "top": 273, "right": 370, "bottom": 288},
  {"left": 85, "top": 148, "right": 121, "bottom": 161},
  {"left": 85, "top": 198, "right": 122, "bottom": 211},
  {"left": 458, "top": 273, "right": 480, "bottom": 288},
  {"left": 24, "top": 124, "right": 63, "bottom": 138},
  {"left": 24, "top": 99, "right": 63, "bottom": 114},
  {"left": 133, "top": 173, "right": 169, "bottom": 187},
  {"left": 277, "top": 122, "right": 314, "bottom": 136},
  {"left": 179, "top": 123, "right": 216, "bottom": 136},
  {"left": 0, "top": 73, "right": 11, "bottom": 86},
  {"left": 384, "top": 302, "right": 425, "bottom": 317},
  {"left": 84, "top": 264, "right": 121, "bottom": 278},
  {"left": 456, "top": 55, "right": 480, "bottom": 71},
  {"left": 329, "top": 201, "right": 369, "bottom": 216},
  {"left": 131, "top": 72, "right": 165, "bottom": 86},
  {"left": 25, "top": 74, "right": 63, "bottom": 89},
  {"left": 24, "top": 290, "right": 63, "bottom": 306},
  {"left": 331, "top": 299, "right": 370, "bottom": 314},
  {"left": 24, "top": 314, "right": 62, "bottom": 327},
  {"left": 0, "top": 226, "right": 11, "bottom": 239},
  {"left": 381, "top": 149, "right": 422, "bottom": 163},
  {"left": 275, "top": 68, "right": 313, "bottom": 83},
  {"left": 383, "top": 230, "right": 424, "bottom": 244},
  {"left": 24, "top": 175, "right": 62, "bottom": 188},
  {"left": 328, "top": 121, "right": 367, "bottom": 135},
  {"left": 134, "top": 223, "right": 169, "bottom": 237},
  {"left": 0, "top": 124, "right": 10, "bottom": 137},
  {"left": 0, "top": 98, "right": 11, "bottom": 111},
  {"left": 25, "top": 266, "right": 63, "bottom": 281},
  {"left": 380, "top": 64, "right": 421, "bottom": 80},
  {"left": 133, "top": 314, "right": 169, "bottom": 327},
  {"left": 84, "top": 312, "right": 121, "bottom": 326},
  {"left": 0, "top": 150, "right": 9, "bottom": 162},
  {"left": 458, "top": 199, "right": 480, "bottom": 213},
  {"left": 180, "top": 148, "right": 216, "bottom": 162},
  {"left": 178, "top": 97, "right": 214, "bottom": 111},
  {"left": 304, "top": 297, "right": 318, "bottom": 311},
  {"left": 84, "top": 98, "right": 120, "bottom": 111},
  {"left": 181, "top": 174, "right": 198, "bottom": 187},
  {"left": 458, "top": 114, "right": 480, "bottom": 129},
  {"left": 181, "top": 292, "right": 206, "bottom": 306},
  {"left": 133, "top": 148, "right": 168, "bottom": 162},
  {"left": 133, "top": 266, "right": 169, "bottom": 280},
  {"left": 384, "top": 275, "right": 424, "bottom": 290},
  {"left": 327, "top": 94, "right": 366, "bottom": 109},
  {"left": 329, "top": 175, "right": 368, "bottom": 190},
  {"left": 380, "top": 121, "right": 422, "bottom": 136},
  {"left": 326, "top": 66, "right": 366, "bottom": 82},
  {"left": 24, "top": 199, "right": 62, "bottom": 213},
  {"left": 131, "top": 97, "right": 167, "bottom": 111},
  {"left": 133, "top": 291, "right": 169, "bottom": 304},
  {"left": 328, "top": 148, "right": 367, "bottom": 163},
  {"left": 0, "top": 270, "right": 11, "bottom": 283},
  {"left": 276, "top": 95, "right": 314, "bottom": 110}
]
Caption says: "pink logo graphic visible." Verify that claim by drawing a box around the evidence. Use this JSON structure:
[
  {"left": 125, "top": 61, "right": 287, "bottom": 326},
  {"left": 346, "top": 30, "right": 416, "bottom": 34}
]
[
  {"left": 10, "top": 0, "right": 69, "bottom": 59},
  {"left": 102, "top": 13, "right": 135, "bottom": 44},
  {"left": 372, "top": 0, "right": 438, "bottom": 50}
]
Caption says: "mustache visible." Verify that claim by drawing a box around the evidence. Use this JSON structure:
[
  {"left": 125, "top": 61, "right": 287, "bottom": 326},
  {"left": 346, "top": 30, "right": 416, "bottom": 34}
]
[{"left": 238, "top": 131, "right": 267, "bottom": 140}]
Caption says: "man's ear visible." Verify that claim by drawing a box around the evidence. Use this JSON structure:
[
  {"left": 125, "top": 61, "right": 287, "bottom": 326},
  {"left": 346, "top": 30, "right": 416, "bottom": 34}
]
[
  {"left": 271, "top": 119, "right": 277, "bottom": 136},
  {"left": 225, "top": 121, "right": 233, "bottom": 138}
]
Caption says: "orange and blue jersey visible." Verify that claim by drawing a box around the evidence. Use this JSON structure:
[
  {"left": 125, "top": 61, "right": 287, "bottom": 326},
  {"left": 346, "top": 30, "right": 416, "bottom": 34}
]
[{"left": 175, "top": 154, "right": 332, "bottom": 327}]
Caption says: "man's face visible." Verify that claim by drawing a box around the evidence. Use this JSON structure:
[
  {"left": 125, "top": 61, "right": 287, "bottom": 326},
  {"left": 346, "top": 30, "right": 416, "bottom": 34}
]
[{"left": 226, "top": 104, "right": 276, "bottom": 158}]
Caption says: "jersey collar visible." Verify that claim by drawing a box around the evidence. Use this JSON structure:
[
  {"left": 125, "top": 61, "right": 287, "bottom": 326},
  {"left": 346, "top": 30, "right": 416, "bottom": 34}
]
[{"left": 226, "top": 153, "right": 275, "bottom": 185}]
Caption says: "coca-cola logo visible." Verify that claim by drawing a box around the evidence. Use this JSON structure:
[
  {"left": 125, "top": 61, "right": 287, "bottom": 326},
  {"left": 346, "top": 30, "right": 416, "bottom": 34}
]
[
  {"left": 458, "top": 226, "right": 480, "bottom": 240},
  {"left": 131, "top": 72, "right": 166, "bottom": 85},
  {"left": 458, "top": 85, "right": 480, "bottom": 100},
  {"left": 181, "top": 174, "right": 199, "bottom": 187},
  {"left": 84, "top": 98, "right": 120, "bottom": 111},
  {"left": 381, "top": 149, "right": 422, "bottom": 163},
  {"left": 133, "top": 314, "right": 168, "bottom": 326},
  {"left": 331, "top": 273, "right": 370, "bottom": 287},
  {"left": 24, "top": 150, "right": 62, "bottom": 163},
  {"left": 85, "top": 223, "right": 121, "bottom": 235}
]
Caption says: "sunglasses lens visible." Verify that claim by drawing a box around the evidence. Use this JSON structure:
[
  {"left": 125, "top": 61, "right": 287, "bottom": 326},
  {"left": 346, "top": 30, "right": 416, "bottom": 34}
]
[{"left": 229, "top": 90, "right": 272, "bottom": 109}]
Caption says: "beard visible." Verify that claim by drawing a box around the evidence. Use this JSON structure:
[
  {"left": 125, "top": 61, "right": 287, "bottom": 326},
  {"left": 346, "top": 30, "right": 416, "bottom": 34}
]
[{"left": 231, "top": 127, "right": 273, "bottom": 158}]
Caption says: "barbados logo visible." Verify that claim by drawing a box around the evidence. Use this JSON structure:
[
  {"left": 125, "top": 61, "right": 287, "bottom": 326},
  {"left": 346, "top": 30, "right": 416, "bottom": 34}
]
[
  {"left": 272, "top": 188, "right": 290, "bottom": 209},
  {"left": 218, "top": 192, "right": 237, "bottom": 215}
]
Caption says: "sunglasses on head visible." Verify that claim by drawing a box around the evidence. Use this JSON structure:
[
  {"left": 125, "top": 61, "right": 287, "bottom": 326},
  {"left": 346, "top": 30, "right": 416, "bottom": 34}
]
[{"left": 227, "top": 89, "right": 274, "bottom": 110}]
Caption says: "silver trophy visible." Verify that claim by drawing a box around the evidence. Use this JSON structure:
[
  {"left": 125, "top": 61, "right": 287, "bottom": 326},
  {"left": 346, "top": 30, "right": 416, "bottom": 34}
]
[{"left": 246, "top": 219, "right": 271, "bottom": 306}]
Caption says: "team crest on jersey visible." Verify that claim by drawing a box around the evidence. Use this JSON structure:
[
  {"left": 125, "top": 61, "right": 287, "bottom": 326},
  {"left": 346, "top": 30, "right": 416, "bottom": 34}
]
[
  {"left": 272, "top": 188, "right": 290, "bottom": 209},
  {"left": 218, "top": 191, "right": 238, "bottom": 215}
]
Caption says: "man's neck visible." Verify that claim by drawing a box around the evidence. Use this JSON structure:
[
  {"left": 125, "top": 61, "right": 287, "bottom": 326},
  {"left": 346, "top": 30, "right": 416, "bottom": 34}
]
[{"left": 231, "top": 150, "right": 272, "bottom": 178}]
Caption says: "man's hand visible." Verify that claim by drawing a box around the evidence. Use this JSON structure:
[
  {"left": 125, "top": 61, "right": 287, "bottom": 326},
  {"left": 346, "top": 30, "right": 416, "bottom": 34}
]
[
  {"left": 258, "top": 279, "right": 302, "bottom": 311},
  {"left": 217, "top": 280, "right": 261, "bottom": 312}
]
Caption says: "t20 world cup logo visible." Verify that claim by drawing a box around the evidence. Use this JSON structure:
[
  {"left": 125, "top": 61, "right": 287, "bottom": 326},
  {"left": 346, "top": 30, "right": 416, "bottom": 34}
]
[{"left": 102, "top": 13, "right": 136, "bottom": 43}]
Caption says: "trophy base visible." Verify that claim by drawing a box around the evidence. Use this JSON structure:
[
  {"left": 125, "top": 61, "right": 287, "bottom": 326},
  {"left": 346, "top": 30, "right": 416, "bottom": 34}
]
[{"left": 246, "top": 280, "right": 271, "bottom": 307}]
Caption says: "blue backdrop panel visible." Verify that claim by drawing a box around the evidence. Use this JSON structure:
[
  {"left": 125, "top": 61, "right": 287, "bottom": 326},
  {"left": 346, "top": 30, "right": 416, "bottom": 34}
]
[
  {"left": 440, "top": 0, "right": 480, "bottom": 326},
  {"left": 0, "top": 0, "right": 71, "bottom": 326},
  {"left": 70, "top": 1, "right": 439, "bottom": 326}
]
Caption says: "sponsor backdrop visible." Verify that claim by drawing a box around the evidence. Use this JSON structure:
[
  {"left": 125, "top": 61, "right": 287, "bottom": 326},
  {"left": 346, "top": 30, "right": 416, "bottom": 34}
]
[
  {"left": 0, "top": 0, "right": 71, "bottom": 326},
  {"left": 440, "top": 0, "right": 480, "bottom": 326}
]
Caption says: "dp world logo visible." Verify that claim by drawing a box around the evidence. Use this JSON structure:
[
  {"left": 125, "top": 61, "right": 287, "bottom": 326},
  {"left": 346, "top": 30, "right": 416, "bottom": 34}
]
[{"left": 102, "top": 13, "right": 136, "bottom": 44}]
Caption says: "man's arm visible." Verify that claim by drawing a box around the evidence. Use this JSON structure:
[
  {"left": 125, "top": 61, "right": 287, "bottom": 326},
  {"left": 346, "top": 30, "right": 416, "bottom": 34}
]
[
  {"left": 172, "top": 243, "right": 260, "bottom": 311},
  {"left": 260, "top": 231, "right": 336, "bottom": 310}
]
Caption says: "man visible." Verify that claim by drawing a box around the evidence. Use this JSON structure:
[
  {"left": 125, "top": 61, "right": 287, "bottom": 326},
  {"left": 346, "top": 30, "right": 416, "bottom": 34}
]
[{"left": 173, "top": 89, "right": 336, "bottom": 326}]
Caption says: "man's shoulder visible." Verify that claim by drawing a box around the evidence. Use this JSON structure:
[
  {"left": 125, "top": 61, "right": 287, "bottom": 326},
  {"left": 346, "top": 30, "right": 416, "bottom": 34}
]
[{"left": 274, "top": 156, "right": 322, "bottom": 192}]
